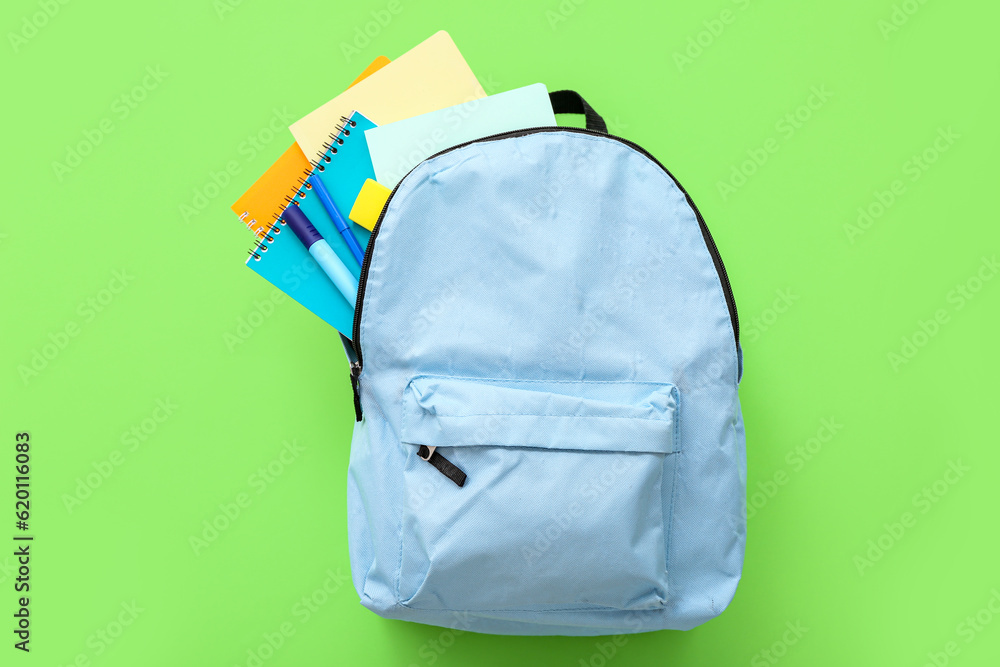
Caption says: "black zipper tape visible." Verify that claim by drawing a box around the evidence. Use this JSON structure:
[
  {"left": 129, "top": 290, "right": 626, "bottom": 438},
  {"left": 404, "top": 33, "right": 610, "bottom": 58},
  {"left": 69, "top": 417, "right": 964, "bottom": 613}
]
[
  {"left": 417, "top": 446, "right": 467, "bottom": 487},
  {"left": 349, "top": 362, "right": 362, "bottom": 422}
]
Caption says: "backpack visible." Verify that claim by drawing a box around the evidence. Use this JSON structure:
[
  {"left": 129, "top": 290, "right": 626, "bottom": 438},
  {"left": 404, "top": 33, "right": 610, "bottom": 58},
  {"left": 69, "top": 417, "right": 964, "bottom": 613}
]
[{"left": 342, "top": 90, "right": 746, "bottom": 635}]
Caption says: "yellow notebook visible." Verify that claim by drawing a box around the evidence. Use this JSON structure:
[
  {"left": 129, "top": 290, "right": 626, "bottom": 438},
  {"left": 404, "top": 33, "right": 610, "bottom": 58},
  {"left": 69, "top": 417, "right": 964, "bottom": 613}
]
[
  {"left": 290, "top": 31, "right": 486, "bottom": 160},
  {"left": 349, "top": 179, "right": 392, "bottom": 231}
]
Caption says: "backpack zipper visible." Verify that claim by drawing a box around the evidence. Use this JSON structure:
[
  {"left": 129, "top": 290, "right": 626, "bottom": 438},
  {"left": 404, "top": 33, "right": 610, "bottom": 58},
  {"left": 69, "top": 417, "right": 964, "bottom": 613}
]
[{"left": 349, "top": 126, "right": 740, "bottom": 407}]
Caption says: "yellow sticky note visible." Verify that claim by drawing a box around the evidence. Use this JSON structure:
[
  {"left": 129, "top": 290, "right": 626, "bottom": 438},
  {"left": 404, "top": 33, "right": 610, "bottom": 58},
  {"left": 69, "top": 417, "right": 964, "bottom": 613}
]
[{"left": 349, "top": 179, "right": 392, "bottom": 231}]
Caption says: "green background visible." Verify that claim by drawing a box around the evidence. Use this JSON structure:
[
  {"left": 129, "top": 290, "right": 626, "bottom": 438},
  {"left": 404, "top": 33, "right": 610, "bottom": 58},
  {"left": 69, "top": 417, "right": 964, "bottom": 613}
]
[{"left": 3, "top": 0, "right": 999, "bottom": 664}]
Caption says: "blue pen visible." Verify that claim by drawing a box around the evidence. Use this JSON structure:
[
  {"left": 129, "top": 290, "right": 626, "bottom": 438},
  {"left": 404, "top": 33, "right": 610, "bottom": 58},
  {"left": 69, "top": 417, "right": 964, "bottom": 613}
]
[
  {"left": 308, "top": 174, "right": 366, "bottom": 266},
  {"left": 282, "top": 205, "right": 358, "bottom": 307}
]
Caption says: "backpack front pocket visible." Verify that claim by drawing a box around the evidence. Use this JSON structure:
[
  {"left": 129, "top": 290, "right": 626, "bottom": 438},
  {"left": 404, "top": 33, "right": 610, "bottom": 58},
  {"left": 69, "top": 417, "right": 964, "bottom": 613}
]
[{"left": 397, "top": 376, "right": 679, "bottom": 613}]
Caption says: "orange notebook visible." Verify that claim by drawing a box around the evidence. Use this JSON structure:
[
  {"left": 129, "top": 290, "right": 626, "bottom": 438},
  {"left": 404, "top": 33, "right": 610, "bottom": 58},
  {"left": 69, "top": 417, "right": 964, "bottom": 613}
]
[{"left": 231, "top": 56, "right": 390, "bottom": 238}]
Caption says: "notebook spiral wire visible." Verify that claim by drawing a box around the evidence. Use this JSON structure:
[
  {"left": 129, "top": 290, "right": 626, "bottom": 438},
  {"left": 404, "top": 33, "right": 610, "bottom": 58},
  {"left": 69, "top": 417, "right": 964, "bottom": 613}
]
[{"left": 248, "top": 116, "right": 357, "bottom": 261}]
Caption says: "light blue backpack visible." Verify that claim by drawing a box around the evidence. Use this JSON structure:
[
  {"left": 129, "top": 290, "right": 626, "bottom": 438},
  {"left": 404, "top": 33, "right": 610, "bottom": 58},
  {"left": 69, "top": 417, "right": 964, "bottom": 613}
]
[{"left": 343, "top": 91, "right": 746, "bottom": 635}]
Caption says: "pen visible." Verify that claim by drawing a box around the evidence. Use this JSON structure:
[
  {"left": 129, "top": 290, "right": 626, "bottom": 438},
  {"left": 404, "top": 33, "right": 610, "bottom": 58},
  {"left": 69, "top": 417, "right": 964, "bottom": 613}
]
[
  {"left": 282, "top": 204, "right": 358, "bottom": 306},
  {"left": 307, "top": 174, "right": 366, "bottom": 266}
]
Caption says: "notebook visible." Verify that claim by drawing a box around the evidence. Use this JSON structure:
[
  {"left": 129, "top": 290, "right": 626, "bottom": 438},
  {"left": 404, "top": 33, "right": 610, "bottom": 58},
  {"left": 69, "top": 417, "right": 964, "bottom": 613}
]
[
  {"left": 247, "top": 111, "right": 377, "bottom": 336},
  {"left": 290, "top": 31, "right": 486, "bottom": 161},
  {"left": 365, "top": 83, "right": 557, "bottom": 188},
  {"left": 231, "top": 56, "right": 390, "bottom": 238}
]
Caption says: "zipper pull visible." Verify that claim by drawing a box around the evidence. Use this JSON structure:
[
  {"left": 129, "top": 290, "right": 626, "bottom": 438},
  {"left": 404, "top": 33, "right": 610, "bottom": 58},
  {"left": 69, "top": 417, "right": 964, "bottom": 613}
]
[
  {"left": 349, "top": 362, "right": 363, "bottom": 422},
  {"left": 417, "top": 446, "right": 466, "bottom": 487}
]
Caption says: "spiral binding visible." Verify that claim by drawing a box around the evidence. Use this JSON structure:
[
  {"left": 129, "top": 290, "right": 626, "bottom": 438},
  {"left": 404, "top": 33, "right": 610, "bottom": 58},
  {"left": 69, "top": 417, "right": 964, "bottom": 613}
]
[{"left": 247, "top": 115, "right": 359, "bottom": 261}]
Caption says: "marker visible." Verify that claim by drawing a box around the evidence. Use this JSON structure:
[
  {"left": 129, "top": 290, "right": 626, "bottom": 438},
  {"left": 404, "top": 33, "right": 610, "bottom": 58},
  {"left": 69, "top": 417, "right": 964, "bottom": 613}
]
[
  {"left": 308, "top": 174, "right": 365, "bottom": 266},
  {"left": 282, "top": 204, "right": 358, "bottom": 306}
]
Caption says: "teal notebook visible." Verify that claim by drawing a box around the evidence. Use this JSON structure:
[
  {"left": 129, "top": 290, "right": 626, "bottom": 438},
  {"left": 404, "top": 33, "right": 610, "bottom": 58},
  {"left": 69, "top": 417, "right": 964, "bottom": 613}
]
[{"left": 246, "top": 111, "right": 376, "bottom": 337}]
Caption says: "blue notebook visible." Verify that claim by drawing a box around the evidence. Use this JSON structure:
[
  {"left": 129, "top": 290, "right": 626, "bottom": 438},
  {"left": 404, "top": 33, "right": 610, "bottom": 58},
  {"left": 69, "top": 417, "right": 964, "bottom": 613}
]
[{"left": 246, "top": 111, "right": 376, "bottom": 337}]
